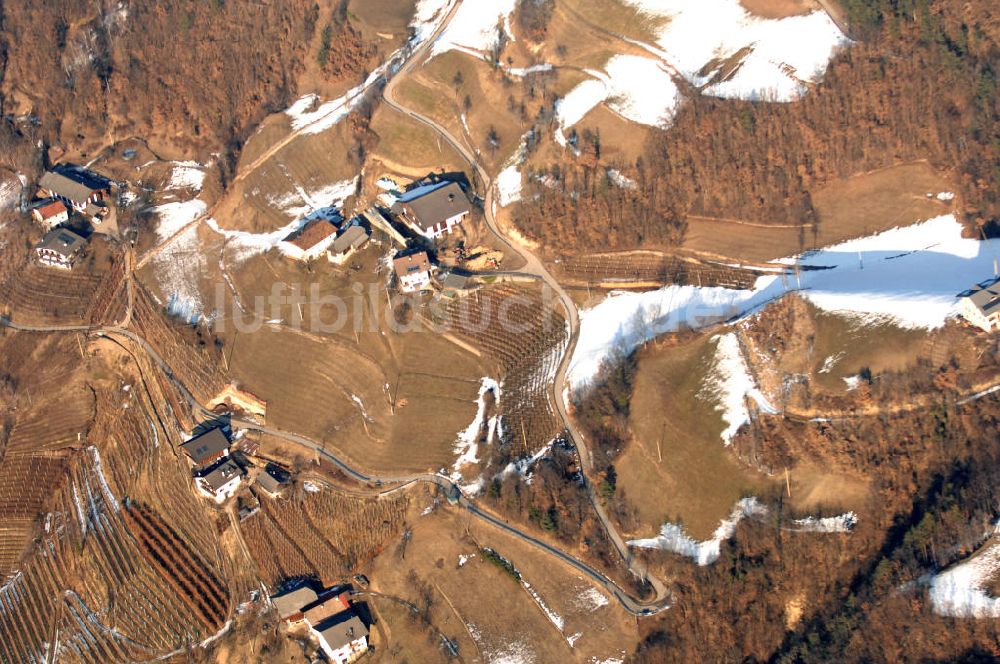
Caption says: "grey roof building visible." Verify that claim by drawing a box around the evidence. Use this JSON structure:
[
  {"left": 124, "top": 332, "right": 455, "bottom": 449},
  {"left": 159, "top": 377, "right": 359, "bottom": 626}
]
[
  {"left": 391, "top": 181, "right": 471, "bottom": 238},
  {"left": 180, "top": 428, "right": 230, "bottom": 466},
  {"left": 34, "top": 228, "right": 86, "bottom": 268}
]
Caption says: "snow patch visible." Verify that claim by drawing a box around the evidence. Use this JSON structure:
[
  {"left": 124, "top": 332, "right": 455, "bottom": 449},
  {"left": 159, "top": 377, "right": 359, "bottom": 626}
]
[
  {"left": 623, "top": 0, "right": 849, "bottom": 102},
  {"left": 431, "top": 0, "right": 516, "bottom": 59},
  {"left": 699, "top": 333, "right": 776, "bottom": 443},
  {"left": 522, "top": 581, "right": 564, "bottom": 632},
  {"left": 153, "top": 199, "right": 206, "bottom": 241},
  {"left": 167, "top": 162, "right": 206, "bottom": 192},
  {"left": 628, "top": 497, "right": 766, "bottom": 565},
  {"left": 573, "top": 586, "right": 610, "bottom": 612},
  {"left": 790, "top": 512, "right": 857, "bottom": 533},
  {"left": 606, "top": 169, "right": 637, "bottom": 189},
  {"left": 451, "top": 378, "right": 502, "bottom": 478},
  {"left": 555, "top": 55, "right": 682, "bottom": 143},
  {"left": 152, "top": 224, "right": 207, "bottom": 324},
  {"left": 929, "top": 540, "right": 1000, "bottom": 618}
]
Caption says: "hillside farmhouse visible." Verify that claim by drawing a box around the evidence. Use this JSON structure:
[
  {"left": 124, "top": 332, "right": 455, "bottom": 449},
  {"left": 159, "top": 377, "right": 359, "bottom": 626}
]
[
  {"left": 313, "top": 609, "right": 369, "bottom": 664},
  {"left": 281, "top": 216, "right": 343, "bottom": 261},
  {"left": 391, "top": 181, "right": 471, "bottom": 239},
  {"left": 34, "top": 228, "right": 86, "bottom": 269},
  {"left": 194, "top": 459, "right": 242, "bottom": 503},
  {"left": 269, "top": 585, "right": 370, "bottom": 663},
  {"left": 180, "top": 427, "right": 231, "bottom": 468},
  {"left": 328, "top": 224, "right": 370, "bottom": 265},
  {"left": 38, "top": 166, "right": 111, "bottom": 222},
  {"left": 393, "top": 251, "right": 432, "bottom": 293},
  {"left": 31, "top": 199, "right": 69, "bottom": 229},
  {"left": 958, "top": 277, "right": 1000, "bottom": 332}
]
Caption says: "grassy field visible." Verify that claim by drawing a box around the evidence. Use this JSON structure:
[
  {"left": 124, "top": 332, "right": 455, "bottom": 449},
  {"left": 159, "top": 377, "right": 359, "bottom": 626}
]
[
  {"left": 369, "top": 104, "right": 468, "bottom": 177},
  {"left": 681, "top": 162, "right": 954, "bottom": 262},
  {"left": 741, "top": 296, "right": 932, "bottom": 398},
  {"left": 620, "top": 333, "right": 777, "bottom": 540},
  {"left": 807, "top": 308, "right": 930, "bottom": 392},
  {"left": 555, "top": 0, "right": 665, "bottom": 45},
  {"left": 218, "top": 244, "right": 491, "bottom": 474}
]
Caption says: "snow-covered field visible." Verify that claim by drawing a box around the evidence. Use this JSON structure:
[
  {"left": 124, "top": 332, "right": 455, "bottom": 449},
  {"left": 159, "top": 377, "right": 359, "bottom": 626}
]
[
  {"left": 555, "top": 55, "right": 682, "bottom": 143},
  {"left": 624, "top": 0, "right": 849, "bottom": 101},
  {"left": 552, "top": 0, "right": 847, "bottom": 139},
  {"left": 929, "top": 538, "right": 1000, "bottom": 618},
  {"left": 569, "top": 214, "right": 998, "bottom": 389},
  {"left": 430, "top": 0, "right": 515, "bottom": 59},
  {"left": 167, "top": 161, "right": 206, "bottom": 192},
  {"left": 152, "top": 224, "right": 208, "bottom": 323},
  {"left": 153, "top": 199, "right": 207, "bottom": 242}
]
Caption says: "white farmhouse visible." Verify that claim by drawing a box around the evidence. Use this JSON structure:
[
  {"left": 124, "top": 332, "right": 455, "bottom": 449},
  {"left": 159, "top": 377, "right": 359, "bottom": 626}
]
[
  {"left": 31, "top": 199, "right": 69, "bottom": 229},
  {"left": 195, "top": 459, "right": 242, "bottom": 503},
  {"left": 34, "top": 228, "right": 86, "bottom": 269},
  {"left": 393, "top": 251, "right": 432, "bottom": 293},
  {"left": 391, "top": 181, "right": 471, "bottom": 240},
  {"left": 958, "top": 277, "right": 1000, "bottom": 332}
]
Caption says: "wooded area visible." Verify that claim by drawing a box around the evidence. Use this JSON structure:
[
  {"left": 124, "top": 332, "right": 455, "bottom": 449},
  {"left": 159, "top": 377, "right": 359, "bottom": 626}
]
[{"left": 516, "top": 0, "right": 999, "bottom": 253}]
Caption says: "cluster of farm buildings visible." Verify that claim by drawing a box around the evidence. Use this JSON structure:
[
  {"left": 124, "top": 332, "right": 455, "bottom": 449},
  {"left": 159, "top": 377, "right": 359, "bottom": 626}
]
[
  {"left": 27, "top": 164, "right": 115, "bottom": 269},
  {"left": 25, "top": 160, "right": 483, "bottom": 301}
]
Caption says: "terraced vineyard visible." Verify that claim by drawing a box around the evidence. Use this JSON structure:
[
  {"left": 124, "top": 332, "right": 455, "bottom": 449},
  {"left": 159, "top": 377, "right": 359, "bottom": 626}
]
[
  {"left": 0, "top": 377, "right": 231, "bottom": 663},
  {"left": 2, "top": 260, "right": 107, "bottom": 325},
  {"left": 437, "top": 284, "right": 569, "bottom": 459},
  {"left": 123, "top": 502, "right": 228, "bottom": 630},
  {"left": 242, "top": 490, "right": 408, "bottom": 588},
  {"left": 130, "top": 285, "right": 226, "bottom": 406},
  {"left": 553, "top": 252, "right": 762, "bottom": 289}
]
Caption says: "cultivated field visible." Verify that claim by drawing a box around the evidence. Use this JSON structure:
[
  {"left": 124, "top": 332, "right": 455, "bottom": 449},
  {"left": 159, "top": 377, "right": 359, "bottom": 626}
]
[
  {"left": 241, "top": 489, "right": 408, "bottom": 589},
  {"left": 0, "top": 364, "right": 232, "bottom": 663},
  {"left": 553, "top": 251, "right": 762, "bottom": 289},
  {"left": 434, "top": 283, "right": 569, "bottom": 459}
]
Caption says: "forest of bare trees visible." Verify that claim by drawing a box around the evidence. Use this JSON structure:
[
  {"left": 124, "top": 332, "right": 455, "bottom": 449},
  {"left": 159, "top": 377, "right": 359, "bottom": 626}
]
[{"left": 517, "top": 0, "right": 999, "bottom": 253}]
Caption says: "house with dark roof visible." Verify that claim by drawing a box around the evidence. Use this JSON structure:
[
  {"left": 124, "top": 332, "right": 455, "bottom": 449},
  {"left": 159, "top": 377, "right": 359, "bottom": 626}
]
[
  {"left": 958, "top": 277, "right": 1000, "bottom": 332},
  {"left": 255, "top": 465, "right": 288, "bottom": 498},
  {"left": 180, "top": 427, "right": 231, "bottom": 468},
  {"left": 391, "top": 181, "right": 471, "bottom": 240},
  {"left": 38, "top": 165, "right": 111, "bottom": 221},
  {"left": 393, "top": 251, "right": 432, "bottom": 293},
  {"left": 31, "top": 199, "right": 69, "bottom": 230},
  {"left": 34, "top": 228, "right": 86, "bottom": 269}
]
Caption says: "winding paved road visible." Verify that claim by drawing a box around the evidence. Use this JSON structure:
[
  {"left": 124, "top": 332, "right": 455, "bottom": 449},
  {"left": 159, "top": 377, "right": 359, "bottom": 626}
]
[{"left": 381, "top": 4, "right": 668, "bottom": 605}]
